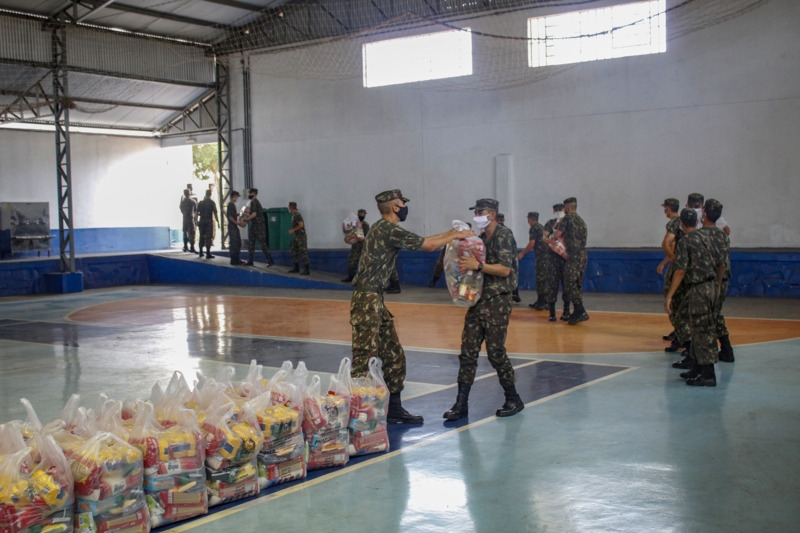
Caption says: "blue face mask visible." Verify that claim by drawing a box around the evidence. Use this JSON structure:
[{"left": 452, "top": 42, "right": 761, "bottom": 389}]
[{"left": 396, "top": 205, "right": 408, "bottom": 222}]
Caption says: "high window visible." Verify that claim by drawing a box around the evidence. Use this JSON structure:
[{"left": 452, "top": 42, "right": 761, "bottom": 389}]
[{"left": 528, "top": 0, "right": 666, "bottom": 68}]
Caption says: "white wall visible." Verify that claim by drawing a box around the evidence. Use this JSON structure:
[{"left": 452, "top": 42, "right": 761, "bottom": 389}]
[
  {"left": 237, "top": 0, "right": 800, "bottom": 249},
  {"left": 0, "top": 130, "right": 193, "bottom": 230}
]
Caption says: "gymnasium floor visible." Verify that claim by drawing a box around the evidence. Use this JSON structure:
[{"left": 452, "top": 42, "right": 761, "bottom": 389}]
[{"left": 1, "top": 266, "right": 799, "bottom": 533}]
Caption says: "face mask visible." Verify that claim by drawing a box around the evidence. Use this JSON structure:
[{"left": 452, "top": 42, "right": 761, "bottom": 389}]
[
  {"left": 396, "top": 205, "right": 408, "bottom": 222},
  {"left": 555, "top": 211, "right": 565, "bottom": 220},
  {"left": 358, "top": 215, "right": 365, "bottom": 221},
  {"left": 473, "top": 215, "right": 490, "bottom": 230},
  {"left": 248, "top": 195, "right": 254, "bottom": 200}
]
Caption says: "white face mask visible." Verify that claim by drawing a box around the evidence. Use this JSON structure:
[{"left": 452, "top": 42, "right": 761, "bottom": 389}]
[
  {"left": 555, "top": 211, "right": 565, "bottom": 220},
  {"left": 473, "top": 215, "right": 490, "bottom": 230}
]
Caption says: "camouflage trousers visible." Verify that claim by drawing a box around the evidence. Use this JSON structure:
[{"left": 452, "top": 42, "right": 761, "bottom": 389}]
[
  {"left": 715, "top": 279, "right": 729, "bottom": 338},
  {"left": 290, "top": 232, "right": 308, "bottom": 264},
  {"left": 248, "top": 223, "right": 272, "bottom": 260},
  {"left": 674, "top": 280, "right": 719, "bottom": 365},
  {"left": 228, "top": 222, "right": 242, "bottom": 262},
  {"left": 350, "top": 290, "right": 406, "bottom": 393},
  {"left": 198, "top": 221, "right": 214, "bottom": 249},
  {"left": 458, "top": 294, "right": 515, "bottom": 388},
  {"left": 666, "top": 264, "right": 691, "bottom": 345},
  {"left": 534, "top": 253, "right": 548, "bottom": 299},
  {"left": 563, "top": 253, "right": 587, "bottom": 306},
  {"left": 544, "top": 253, "right": 567, "bottom": 305},
  {"left": 182, "top": 217, "right": 195, "bottom": 245},
  {"left": 347, "top": 242, "right": 364, "bottom": 278}
]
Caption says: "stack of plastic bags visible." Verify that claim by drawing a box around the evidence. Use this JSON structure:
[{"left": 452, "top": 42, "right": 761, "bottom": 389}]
[
  {"left": 0, "top": 415, "right": 74, "bottom": 533},
  {"left": 347, "top": 357, "right": 390, "bottom": 457},
  {"left": 341, "top": 214, "right": 365, "bottom": 245},
  {"left": 443, "top": 220, "right": 486, "bottom": 306},
  {"left": 302, "top": 359, "right": 351, "bottom": 470}
]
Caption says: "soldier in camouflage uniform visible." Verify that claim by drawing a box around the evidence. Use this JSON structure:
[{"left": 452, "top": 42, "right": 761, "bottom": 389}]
[
  {"left": 542, "top": 204, "right": 568, "bottom": 322},
  {"left": 226, "top": 191, "right": 244, "bottom": 265},
  {"left": 658, "top": 198, "right": 685, "bottom": 352},
  {"left": 518, "top": 211, "right": 548, "bottom": 310},
  {"left": 559, "top": 197, "right": 589, "bottom": 325},
  {"left": 179, "top": 188, "right": 197, "bottom": 253},
  {"left": 699, "top": 199, "right": 734, "bottom": 363},
  {"left": 665, "top": 208, "right": 720, "bottom": 386},
  {"left": 196, "top": 189, "right": 219, "bottom": 259},
  {"left": 242, "top": 188, "right": 274, "bottom": 267},
  {"left": 443, "top": 198, "right": 524, "bottom": 421},
  {"left": 342, "top": 209, "right": 369, "bottom": 283},
  {"left": 351, "top": 189, "right": 472, "bottom": 424},
  {"left": 287, "top": 201, "right": 309, "bottom": 275}
]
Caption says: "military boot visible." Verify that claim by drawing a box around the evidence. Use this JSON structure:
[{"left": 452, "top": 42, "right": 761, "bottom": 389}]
[
  {"left": 548, "top": 303, "right": 557, "bottom": 322},
  {"left": 266, "top": 254, "right": 275, "bottom": 267},
  {"left": 686, "top": 364, "right": 717, "bottom": 387},
  {"left": 387, "top": 392, "right": 423, "bottom": 424},
  {"left": 443, "top": 383, "right": 471, "bottom": 421},
  {"left": 301, "top": 264, "right": 310, "bottom": 275},
  {"left": 385, "top": 280, "right": 401, "bottom": 294},
  {"left": 496, "top": 384, "right": 524, "bottom": 417},
  {"left": 288, "top": 263, "right": 300, "bottom": 273},
  {"left": 560, "top": 305, "right": 572, "bottom": 321},
  {"left": 679, "top": 357, "right": 700, "bottom": 380},
  {"left": 718, "top": 335, "right": 735, "bottom": 363},
  {"left": 567, "top": 303, "right": 589, "bottom": 325}
]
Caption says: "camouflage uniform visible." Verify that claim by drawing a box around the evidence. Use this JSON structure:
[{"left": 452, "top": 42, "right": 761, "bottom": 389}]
[
  {"left": 457, "top": 224, "right": 518, "bottom": 388},
  {"left": 561, "top": 212, "right": 588, "bottom": 307},
  {"left": 247, "top": 197, "right": 273, "bottom": 263},
  {"left": 226, "top": 201, "right": 241, "bottom": 263},
  {"left": 289, "top": 209, "right": 308, "bottom": 265},
  {"left": 664, "top": 216, "right": 690, "bottom": 344},
  {"left": 672, "top": 230, "right": 719, "bottom": 365},
  {"left": 530, "top": 222, "right": 549, "bottom": 297},
  {"left": 543, "top": 218, "right": 567, "bottom": 305},
  {"left": 196, "top": 197, "right": 217, "bottom": 250},
  {"left": 697, "top": 225, "right": 731, "bottom": 338},
  {"left": 346, "top": 220, "right": 369, "bottom": 279},
  {"left": 180, "top": 195, "right": 197, "bottom": 248},
  {"left": 350, "top": 217, "right": 424, "bottom": 393}
]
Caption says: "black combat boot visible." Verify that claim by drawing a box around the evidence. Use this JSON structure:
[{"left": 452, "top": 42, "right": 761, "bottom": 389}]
[
  {"left": 679, "top": 357, "right": 700, "bottom": 380},
  {"left": 496, "top": 384, "right": 524, "bottom": 417},
  {"left": 672, "top": 342, "right": 692, "bottom": 368},
  {"left": 341, "top": 276, "right": 354, "bottom": 283},
  {"left": 560, "top": 305, "right": 572, "bottom": 321},
  {"left": 190, "top": 243, "right": 197, "bottom": 254},
  {"left": 686, "top": 364, "right": 717, "bottom": 387},
  {"left": 548, "top": 303, "right": 557, "bottom": 322},
  {"left": 718, "top": 335, "right": 735, "bottom": 363},
  {"left": 567, "top": 303, "right": 589, "bottom": 325},
  {"left": 385, "top": 280, "right": 401, "bottom": 294},
  {"left": 206, "top": 251, "right": 214, "bottom": 259},
  {"left": 429, "top": 276, "right": 439, "bottom": 288},
  {"left": 288, "top": 263, "right": 300, "bottom": 273},
  {"left": 512, "top": 289, "right": 521, "bottom": 303},
  {"left": 301, "top": 264, "right": 310, "bottom": 275},
  {"left": 443, "top": 383, "right": 471, "bottom": 421},
  {"left": 266, "top": 254, "right": 274, "bottom": 267},
  {"left": 387, "top": 392, "right": 423, "bottom": 424},
  {"left": 183, "top": 238, "right": 188, "bottom": 252}
]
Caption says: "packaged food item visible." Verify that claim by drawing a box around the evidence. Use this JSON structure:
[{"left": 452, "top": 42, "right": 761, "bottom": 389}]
[
  {"left": 444, "top": 220, "right": 487, "bottom": 307},
  {"left": 302, "top": 360, "right": 351, "bottom": 470},
  {"left": 348, "top": 357, "right": 390, "bottom": 457},
  {"left": 342, "top": 214, "right": 365, "bottom": 245}
]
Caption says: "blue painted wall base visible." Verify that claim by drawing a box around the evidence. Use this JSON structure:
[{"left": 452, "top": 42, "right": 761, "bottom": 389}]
[{"left": 44, "top": 271, "right": 84, "bottom": 294}]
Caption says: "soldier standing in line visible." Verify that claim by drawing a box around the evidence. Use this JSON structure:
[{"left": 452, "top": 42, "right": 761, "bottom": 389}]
[
  {"left": 497, "top": 213, "right": 521, "bottom": 303},
  {"left": 558, "top": 197, "right": 589, "bottom": 325},
  {"left": 351, "top": 189, "right": 472, "bottom": 424},
  {"left": 518, "top": 211, "right": 548, "bottom": 310},
  {"left": 226, "top": 191, "right": 244, "bottom": 265},
  {"left": 699, "top": 199, "right": 735, "bottom": 363},
  {"left": 657, "top": 198, "right": 684, "bottom": 352},
  {"left": 241, "top": 188, "right": 274, "bottom": 267},
  {"left": 287, "top": 201, "right": 310, "bottom": 275},
  {"left": 342, "top": 209, "right": 369, "bottom": 283},
  {"left": 542, "top": 203, "right": 568, "bottom": 322},
  {"left": 196, "top": 189, "right": 219, "bottom": 259},
  {"left": 179, "top": 188, "right": 197, "bottom": 253},
  {"left": 443, "top": 198, "right": 523, "bottom": 421},
  {"left": 665, "top": 208, "right": 720, "bottom": 386}
]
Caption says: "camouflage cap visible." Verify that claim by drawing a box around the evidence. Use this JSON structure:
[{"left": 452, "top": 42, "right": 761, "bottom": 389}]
[
  {"left": 288, "top": 201, "right": 297, "bottom": 209},
  {"left": 469, "top": 198, "right": 499, "bottom": 211},
  {"left": 687, "top": 192, "right": 704, "bottom": 207},
  {"left": 553, "top": 203, "right": 564, "bottom": 211},
  {"left": 704, "top": 198, "right": 723, "bottom": 211},
  {"left": 527, "top": 211, "right": 539, "bottom": 219},
  {"left": 357, "top": 208, "right": 367, "bottom": 215},
  {"left": 497, "top": 212, "right": 505, "bottom": 220},
  {"left": 563, "top": 197, "right": 577, "bottom": 205},
  {"left": 661, "top": 198, "right": 679, "bottom": 211},
  {"left": 679, "top": 207, "right": 697, "bottom": 227},
  {"left": 375, "top": 189, "right": 409, "bottom": 203},
  {"left": 249, "top": 188, "right": 258, "bottom": 195},
  {"left": 230, "top": 190, "right": 240, "bottom": 197}
]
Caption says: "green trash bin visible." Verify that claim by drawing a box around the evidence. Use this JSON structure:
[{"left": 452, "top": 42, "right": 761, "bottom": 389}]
[{"left": 267, "top": 207, "right": 294, "bottom": 250}]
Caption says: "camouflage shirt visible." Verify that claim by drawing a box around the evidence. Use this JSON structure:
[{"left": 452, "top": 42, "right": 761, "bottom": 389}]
[
  {"left": 697, "top": 226, "right": 731, "bottom": 279},
  {"left": 354, "top": 218, "right": 424, "bottom": 291},
  {"left": 480, "top": 224, "right": 518, "bottom": 299},
  {"left": 561, "top": 212, "right": 587, "bottom": 256},
  {"left": 666, "top": 216, "right": 684, "bottom": 243},
  {"left": 249, "top": 198, "right": 265, "bottom": 230},
  {"left": 226, "top": 202, "right": 238, "bottom": 225},
  {"left": 291, "top": 210, "right": 306, "bottom": 236},
  {"left": 180, "top": 196, "right": 196, "bottom": 220},
  {"left": 197, "top": 198, "right": 217, "bottom": 225},
  {"left": 530, "top": 223, "right": 548, "bottom": 255},
  {"left": 673, "top": 229, "right": 717, "bottom": 285}
]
